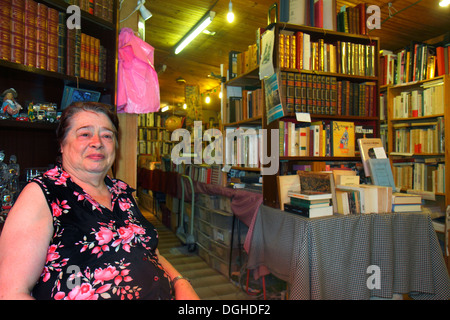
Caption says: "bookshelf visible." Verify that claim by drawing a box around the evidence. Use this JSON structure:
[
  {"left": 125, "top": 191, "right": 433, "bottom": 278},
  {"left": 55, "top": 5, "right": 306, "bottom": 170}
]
[
  {"left": 0, "top": 0, "right": 118, "bottom": 174},
  {"left": 387, "top": 75, "right": 449, "bottom": 207},
  {"left": 223, "top": 64, "right": 264, "bottom": 173},
  {"left": 261, "top": 23, "right": 380, "bottom": 209}
]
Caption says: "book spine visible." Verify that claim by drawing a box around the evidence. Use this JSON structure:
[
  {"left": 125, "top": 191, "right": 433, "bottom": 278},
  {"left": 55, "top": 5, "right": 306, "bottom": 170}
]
[
  {"left": 23, "top": 0, "right": 37, "bottom": 67},
  {"left": 66, "top": 28, "right": 75, "bottom": 76},
  {"left": 36, "top": 2, "right": 48, "bottom": 69},
  {"left": 57, "top": 12, "right": 66, "bottom": 74},
  {"left": 0, "top": 1, "right": 11, "bottom": 61},
  {"left": 11, "top": 0, "right": 25, "bottom": 65},
  {"left": 74, "top": 28, "right": 81, "bottom": 76},
  {"left": 47, "top": 7, "right": 59, "bottom": 72}
]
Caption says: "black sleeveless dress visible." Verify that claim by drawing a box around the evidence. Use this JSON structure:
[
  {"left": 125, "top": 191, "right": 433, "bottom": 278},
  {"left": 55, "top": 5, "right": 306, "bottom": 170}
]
[{"left": 31, "top": 165, "right": 173, "bottom": 300}]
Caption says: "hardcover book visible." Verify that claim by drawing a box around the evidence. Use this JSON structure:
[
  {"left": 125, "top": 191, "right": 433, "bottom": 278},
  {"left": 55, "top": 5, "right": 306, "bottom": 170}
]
[
  {"left": 331, "top": 121, "right": 355, "bottom": 157},
  {"left": 284, "top": 202, "right": 333, "bottom": 218},
  {"left": 357, "top": 138, "right": 385, "bottom": 176},
  {"left": 368, "top": 158, "right": 396, "bottom": 189}
]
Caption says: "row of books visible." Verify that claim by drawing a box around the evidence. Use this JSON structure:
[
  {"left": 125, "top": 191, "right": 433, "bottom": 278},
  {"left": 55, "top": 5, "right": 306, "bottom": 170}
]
[
  {"left": 231, "top": 44, "right": 259, "bottom": 77},
  {"left": 280, "top": 0, "right": 370, "bottom": 36},
  {"left": 63, "top": 0, "right": 114, "bottom": 23},
  {"left": 380, "top": 42, "right": 449, "bottom": 86},
  {"left": 279, "top": 0, "right": 337, "bottom": 31},
  {"left": 278, "top": 120, "right": 356, "bottom": 157},
  {"left": 138, "top": 127, "right": 168, "bottom": 141},
  {"left": 392, "top": 158, "right": 445, "bottom": 194},
  {"left": 138, "top": 112, "right": 163, "bottom": 128},
  {"left": 138, "top": 140, "right": 161, "bottom": 156},
  {"left": 280, "top": 71, "right": 377, "bottom": 116},
  {"left": 278, "top": 31, "right": 376, "bottom": 77},
  {"left": 391, "top": 80, "right": 445, "bottom": 119},
  {"left": 185, "top": 164, "right": 223, "bottom": 186},
  {"left": 0, "top": 0, "right": 107, "bottom": 82},
  {"left": 392, "top": 117, "right": 444, "bottom": 155},
  {"left": 226, "top": 87, "right": 263, "bottom": 124}
]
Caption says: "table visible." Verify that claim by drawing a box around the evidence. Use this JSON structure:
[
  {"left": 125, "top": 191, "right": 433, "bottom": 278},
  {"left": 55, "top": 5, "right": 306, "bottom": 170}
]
[{"left": 247, "top": 205, "right": 450, "bottom": 300}]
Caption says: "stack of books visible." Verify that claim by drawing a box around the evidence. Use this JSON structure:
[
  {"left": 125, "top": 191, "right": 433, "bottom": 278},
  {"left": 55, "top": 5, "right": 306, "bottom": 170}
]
[
  {"left": 285, "top": 190, "right": 333, "bottom": 218},
  {"left": 391, "top": 193, "right": 422, "bottom": 212}
]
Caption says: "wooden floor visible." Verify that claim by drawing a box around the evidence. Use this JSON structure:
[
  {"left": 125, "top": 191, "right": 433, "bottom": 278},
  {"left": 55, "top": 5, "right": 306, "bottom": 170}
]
[{"left": 140, "top": 207, "right": 257, "bottom": 300}]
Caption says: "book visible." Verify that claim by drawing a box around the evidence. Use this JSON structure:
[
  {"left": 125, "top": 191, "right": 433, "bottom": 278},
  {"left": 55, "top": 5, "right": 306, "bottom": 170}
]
[
  {"left": 290, "top": 197, "right": 330, "bottom": 208},
  {"left": 392, "top": 192, "right": 422, "bottom": 204},
  {"left": 368, "top": 158, "right": 396, "bottom": 189},
  {"left": 277, "top": 174, "right": 301, "bottom": 211},
  {"left": 287, "top": 190, "right": 333, "bottom": 200},
  {"left": 357, "top": 138, "right": 385, "bottom": 177},
  {"left": 331, "top": 121, "right": 355, "bottom": 156},
  {"left": 392, "top": 203, "right": 422, "bottom": 213},
  {"left": 284, "top": 202, "right": 333, "bottom": 218},
  {"left": 298, "top": 170, "right": 332, "bottom": 193}
]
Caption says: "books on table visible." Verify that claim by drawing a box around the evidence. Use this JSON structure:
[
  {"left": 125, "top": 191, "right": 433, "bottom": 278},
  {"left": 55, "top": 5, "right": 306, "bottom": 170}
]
[{"left": 391, "top": 192, "right": 422, "bottom": 213}]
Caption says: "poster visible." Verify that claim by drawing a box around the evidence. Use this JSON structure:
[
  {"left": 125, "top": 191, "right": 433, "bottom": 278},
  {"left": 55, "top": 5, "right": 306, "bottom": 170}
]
[
  {"left": 264, "top": 71, "right": 285, "bottom": 124},
  {"left": 259, "top": 28, "right": 275, "bottom": 80}
]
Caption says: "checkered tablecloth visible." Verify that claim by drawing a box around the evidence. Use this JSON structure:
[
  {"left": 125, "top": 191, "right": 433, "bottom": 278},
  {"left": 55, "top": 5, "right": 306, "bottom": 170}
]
[{"left": 247, "top": 205, "right": 450, "bottom": 300}]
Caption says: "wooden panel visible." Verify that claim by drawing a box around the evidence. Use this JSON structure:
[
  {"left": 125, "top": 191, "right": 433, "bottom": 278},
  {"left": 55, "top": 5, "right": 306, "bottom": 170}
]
[{"left": 141, "top": 0, "right": 450, "bottom": 113}]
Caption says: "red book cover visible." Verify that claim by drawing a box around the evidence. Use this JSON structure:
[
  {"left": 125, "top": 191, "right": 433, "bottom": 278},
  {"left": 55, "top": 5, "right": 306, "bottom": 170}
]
[
  {"left": 24, "top": 0, "right": 37, "bottom": 67},
  {"left": 10, "top": 0, "right": 25, "bottom": 64},
  {"left": 47, "top": 7, "right": 59, "bottom": 72},
  {"left": 35, "top": 2, "right": 48, "bottom": 70},
  {"left": 314, "top": 0, "right": 323, "bottom": 28},
  {"left": 0, "top": 2, "right": 11, "bottom": 61},
  {"left": 356, "top": 3, "right": 366, "bottom": 35},
  {"left": 436, "top": 46, "right": 445, "bottom": 76}
]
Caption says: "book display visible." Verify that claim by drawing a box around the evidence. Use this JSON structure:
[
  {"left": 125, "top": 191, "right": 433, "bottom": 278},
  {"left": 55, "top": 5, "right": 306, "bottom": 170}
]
[
  {"left": 261, "top": 22, "right": 380, "bottom": 209},
  {"left": 0, "top": 0, "right": 117, "bottom": 171}
]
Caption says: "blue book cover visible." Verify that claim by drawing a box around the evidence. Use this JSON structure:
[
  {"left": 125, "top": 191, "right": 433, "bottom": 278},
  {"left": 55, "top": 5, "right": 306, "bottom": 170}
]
[{"left": 368, "top": 158, "right": 395, "bottom": 189}]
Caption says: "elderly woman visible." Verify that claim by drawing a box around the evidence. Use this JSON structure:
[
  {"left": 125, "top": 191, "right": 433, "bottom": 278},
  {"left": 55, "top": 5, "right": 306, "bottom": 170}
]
[{"left": 0, "top": 102, "right": 199, "bottom": 300}]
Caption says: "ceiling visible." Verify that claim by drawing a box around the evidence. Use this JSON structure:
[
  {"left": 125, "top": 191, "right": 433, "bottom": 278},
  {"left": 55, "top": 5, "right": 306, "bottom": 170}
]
[{"left": 141, "top": 0, "right": 450, "bottom": 114}]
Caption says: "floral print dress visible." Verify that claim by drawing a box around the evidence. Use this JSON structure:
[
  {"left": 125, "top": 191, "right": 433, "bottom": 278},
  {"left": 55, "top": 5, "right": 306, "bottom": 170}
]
[{"left": 30, "top": 165, "right": 173, "bottom": 300}]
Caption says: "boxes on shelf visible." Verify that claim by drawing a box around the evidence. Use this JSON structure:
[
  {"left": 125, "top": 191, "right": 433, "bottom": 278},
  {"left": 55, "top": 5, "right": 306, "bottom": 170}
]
[
  {"left": 210, "top": 209, "right": 233, "bottom": 230},
  {"left": 219, "top": 196, "right": 232, "bottom": 213},
  {"left": 196, "top": 193, "right": 220, "bottom": 209}
]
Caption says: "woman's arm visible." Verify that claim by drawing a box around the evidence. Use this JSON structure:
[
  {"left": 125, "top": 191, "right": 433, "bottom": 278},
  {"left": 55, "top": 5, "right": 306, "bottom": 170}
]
[
  {"left": 0, "top": 182, "right": 53, "bottom": 299},
  {"left": 156, "top": 249, "right": 200, "bottom": 300}
]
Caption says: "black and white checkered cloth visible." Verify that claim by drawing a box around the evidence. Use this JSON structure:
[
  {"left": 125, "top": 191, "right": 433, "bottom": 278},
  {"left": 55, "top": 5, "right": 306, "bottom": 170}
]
[{"left": 247, "top": 205, "right": 450, "bottom": 300}]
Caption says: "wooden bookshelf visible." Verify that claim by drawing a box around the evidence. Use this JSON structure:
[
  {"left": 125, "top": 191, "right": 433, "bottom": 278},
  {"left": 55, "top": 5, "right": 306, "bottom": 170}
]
[
  {"left": 0, "top": 0, "right": 118, "bottom": 177},
  {"left": 261, "top": 23, "right": 381, "bottom": 209}
]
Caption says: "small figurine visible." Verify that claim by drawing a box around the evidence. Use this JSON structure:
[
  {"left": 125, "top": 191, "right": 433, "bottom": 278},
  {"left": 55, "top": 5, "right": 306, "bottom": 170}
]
[{"left": 1, "top": 88, "right": 22, "bottom": 118}]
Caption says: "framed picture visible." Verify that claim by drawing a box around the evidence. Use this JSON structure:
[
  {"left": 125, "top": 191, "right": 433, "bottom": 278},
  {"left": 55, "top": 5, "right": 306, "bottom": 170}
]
[{"left": 61, "top": 86, "right": 101, "bottom": 109}]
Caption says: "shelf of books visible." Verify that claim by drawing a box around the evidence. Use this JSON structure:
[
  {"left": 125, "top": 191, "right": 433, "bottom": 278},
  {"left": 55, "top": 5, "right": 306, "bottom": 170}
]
[
  {"left": 387, "top": 74, "right": 450, "bottom": 208},
  {"left": 224, "top": 45, "right": 264, "bottom": 178},
  {"left": 261, "top": 22, "right": 380, "bottom": 209}
]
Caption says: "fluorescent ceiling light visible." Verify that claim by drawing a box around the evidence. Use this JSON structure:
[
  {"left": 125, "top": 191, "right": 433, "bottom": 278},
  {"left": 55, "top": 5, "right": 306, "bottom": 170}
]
[
  {"left": 439, "top": 0, "right": 450, "bottom": 6},
  {"left": 174, "top": 11, "right": 215, "bottom": 55}
]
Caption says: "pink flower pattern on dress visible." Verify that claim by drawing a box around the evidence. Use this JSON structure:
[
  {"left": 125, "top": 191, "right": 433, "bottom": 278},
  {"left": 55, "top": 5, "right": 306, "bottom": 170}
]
[{"left": 31, "top": 166, "right": 173, "bottom": 300}]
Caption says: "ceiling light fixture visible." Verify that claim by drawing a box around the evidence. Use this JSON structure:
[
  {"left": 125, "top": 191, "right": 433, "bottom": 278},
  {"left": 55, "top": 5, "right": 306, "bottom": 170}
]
[
  {"left": 161, "top": 105, "right": 169, "bottom": 112},
  {"left": 439, "top": 0, "right": 450, "bottom": 6},
  {"left": 174, "top": 11, "right": 215, "bottom": 55},
  {"left": 120, "top": 0, "right": 152, "bottom": 23},
  {"left": 227, "top": 0, "right": 235, "bottom": 23},
  {"left": 205, "top": 93, "right": 211, "bottom": 104}
]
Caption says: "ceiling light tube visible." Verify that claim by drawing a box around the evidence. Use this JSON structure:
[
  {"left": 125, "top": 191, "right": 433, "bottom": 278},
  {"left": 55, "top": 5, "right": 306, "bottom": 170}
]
[{"left": 174, "top": 11, "right": 215, "bottom": 55}]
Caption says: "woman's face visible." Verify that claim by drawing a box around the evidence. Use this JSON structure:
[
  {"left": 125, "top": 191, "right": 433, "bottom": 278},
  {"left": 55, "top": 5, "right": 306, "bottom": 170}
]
[{"left": 61, "top": 110, "right": 116, "bottom": 177}]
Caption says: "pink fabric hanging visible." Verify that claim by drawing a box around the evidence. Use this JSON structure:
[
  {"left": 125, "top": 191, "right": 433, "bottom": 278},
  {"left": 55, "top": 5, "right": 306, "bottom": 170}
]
[{"left": 117, "top": 28, "right": 160, "bottom": 113}]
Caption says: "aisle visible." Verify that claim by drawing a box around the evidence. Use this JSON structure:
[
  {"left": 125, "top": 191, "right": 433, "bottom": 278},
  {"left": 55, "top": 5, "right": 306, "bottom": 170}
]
[{"left": 140, "top": 207, "right": 256, "bottom": 300}]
